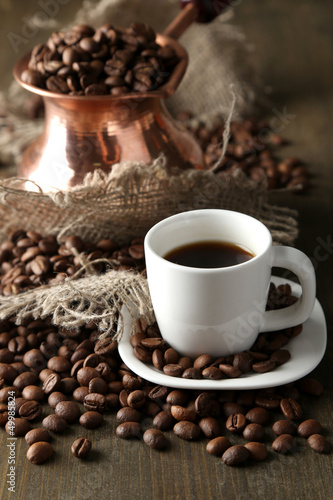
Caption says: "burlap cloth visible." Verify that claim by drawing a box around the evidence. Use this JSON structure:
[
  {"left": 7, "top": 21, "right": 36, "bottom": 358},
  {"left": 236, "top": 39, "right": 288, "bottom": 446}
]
[{"left": 0, "top": 1, "right": 297, "bottom": 338}]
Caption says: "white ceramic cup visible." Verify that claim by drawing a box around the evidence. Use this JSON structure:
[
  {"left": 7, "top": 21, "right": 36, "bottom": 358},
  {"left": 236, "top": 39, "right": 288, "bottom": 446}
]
[{"left": 144, "top": 209, "right": 316, "bottom": 357}]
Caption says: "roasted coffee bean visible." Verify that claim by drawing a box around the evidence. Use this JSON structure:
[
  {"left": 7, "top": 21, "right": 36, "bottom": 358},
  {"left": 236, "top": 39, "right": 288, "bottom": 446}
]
[
  {"left": 296, "top": 378, "right": 324, "bottom": 396},
  {"left": 272, "top": 419, "right": 295, "bottom": 436},
  {"left": 88, "top": 377, "right": 108, "bottom": 395},
  {"left": 127, "top": 390, "right": 146, "bottom": 409},
  {"left": 182, "top": 367, "right": 202, "bottom": 379},
  {"left": 83, "top": 393, "right": 106, "bottom": 413},
  {"left": 42, "top": 414, "right": 68, "bottom": 433},
  {"left": 163, "top": 364, "right": 184, "bottom": 377},
  {"left": 166, "top": 390, "right": 188, "bottom": 407},
  {"left": 226, "top": 413, "right": 246, "bottom": 433},
  {"left": 42, "top": 373, "right": 61, "bottom": 395},
  {"left": 47, "top": 355, "right": 72, "bottom": 373},
  {"left": 193, "top": 354, "right": 215, "bottom": 370},
  {"left": 0, "top": 363, "right": 19, "bottom": 383},
  {"left": 22, "top": 385, "right": 44, "bottom": 402},
  {"left": 6, "top": 417, "right": 31, "bottom": 436},
  {"left": 173, "top": 421, "right": 201, "bottom": 441},
  {"left": 27, "top": 441, "right": 54, "bottom": 464},
  {"left": 77, "top": 366, "right": 100, "bottom": 386},
  {"left": 48, "top": 391, "right": 68, "bottom": 409},
  {"left": 25, "top": 427, "right": 51, "bottom": 445},
  {"left": 71, "top": 437, "right": 92, "bottom": 458},
  {"left": 270, "top": 349, "right": 291, "bottom": 365},
  {"left": 116, "top": 421, "right": 143, "bottom": 439},
  {"left": 297, "top": 419, "right": 322, "bottom": 438},
  {"left": 143, "top": 428, "right": 168, "bottom": 450},
  {"left": 19, "top": 400, "right": 42, "bottom": 421},
  {"left": 79, "top": 410, "right": 104, "bottom": 429},
  {"left": 13, "top": 371, "right": 38, "bottom": 390},
  {"left": 60, "top": 377, "right": 78, "bottom": 394},
  {"left": 55, "top": 401, "right": 81, "bottom": 423},
  {"left": 199, "top": 417, "right": 221, "bottom": 439},
  {"left": 23, "top": 349, "right": 47, "bottom": 372},
  {"left": 243, "top": 423, "right": 265, "bottom": 441},
  {"left": 0, "top": 386, "right": 21, "bottom": 404},
  {"left": 252, "top": 360, "right": 276, "bottom": 373},
  {"left": 233, "top": 352, "right": 253, "bottom": 373},
  {"left": 244, "top": 442, "right": 268, "bottom": 461},
  {"left": 272, "top": 434, "right": 296, "bottom": 454},
  {"left": 222, "top": 445, "right": 250, "bottom": 466},
  {"left": 153, "top": 410, "right": 175, "bottom": 431},
  {"left": 307, "top": 434, "right": 330, "bottom": 453},
  {"left": 206, "top": 436, "right": 232, "bottom": 456},
  {"left": 171, "top": 405, "right": 196, "bottom": 422},
  {"left": 116, "top": 407, "right": 141, "bottom": 424},
  {"left": 202, "top": 366, "right": 223, "bottom": 380},
  {"left": 280, "top": 398, "right": 302, "bottom": 420},
  {"left": 219, "top": 364, "right": 242, "bottom": 378}
]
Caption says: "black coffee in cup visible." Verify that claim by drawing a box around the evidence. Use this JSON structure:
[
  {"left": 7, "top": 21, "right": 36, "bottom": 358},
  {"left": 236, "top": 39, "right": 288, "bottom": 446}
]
[{"left": 164, "top": 240, "right": 254, "bottom": 269}]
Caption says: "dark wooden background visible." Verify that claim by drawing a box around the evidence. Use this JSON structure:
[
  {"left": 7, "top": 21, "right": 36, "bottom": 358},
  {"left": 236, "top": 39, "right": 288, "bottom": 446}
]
[{"left": 0, "top": 1, "right": 332, "bottom": 499}]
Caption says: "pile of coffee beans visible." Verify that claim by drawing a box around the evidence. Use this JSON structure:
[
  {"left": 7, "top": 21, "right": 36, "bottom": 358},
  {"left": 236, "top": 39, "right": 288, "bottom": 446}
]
[
  {"left": 0, "top": 309, "right": 330, "bottom": 467},
  {"left": 21, "top": 23, "right": 180, "bottom": 96},
  {"left": 132, "top": 281, "right": 300, "bottom": 379},
  {"left": 0, "top": 229, "right": 330, "bottom": 467},
  {"left": 0, "top": 229, "right": 145, "bottom": 296},
  {"left": 178, "top": 112, "right": 310, "bottom": 191}
]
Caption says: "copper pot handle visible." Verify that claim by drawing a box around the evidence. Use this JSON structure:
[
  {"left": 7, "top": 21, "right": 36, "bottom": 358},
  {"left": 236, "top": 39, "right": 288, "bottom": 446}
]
[{"left": 163, "top": 0, "right": 230, "bottom": 40}]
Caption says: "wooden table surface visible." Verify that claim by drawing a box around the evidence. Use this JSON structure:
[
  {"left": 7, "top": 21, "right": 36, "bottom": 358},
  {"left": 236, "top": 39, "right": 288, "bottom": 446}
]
[{"left": 0, "top": 1, "right": 332, "bottom": 499}]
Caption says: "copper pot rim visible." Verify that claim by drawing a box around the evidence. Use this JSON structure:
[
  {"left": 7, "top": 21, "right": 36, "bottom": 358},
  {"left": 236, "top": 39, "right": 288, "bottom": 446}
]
[{"left": 13, "top": 33, "right": 188, "bottom": 101}]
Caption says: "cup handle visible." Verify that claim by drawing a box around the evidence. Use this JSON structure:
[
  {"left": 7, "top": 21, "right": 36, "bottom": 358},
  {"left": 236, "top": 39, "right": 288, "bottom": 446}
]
[{"left": 261, "top": 246, "right": 316, "bottom": 332}]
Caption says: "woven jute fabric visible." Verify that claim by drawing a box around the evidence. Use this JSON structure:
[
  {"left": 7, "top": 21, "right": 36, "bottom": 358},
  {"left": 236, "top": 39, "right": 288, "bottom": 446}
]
[{"left": 0, "top": 158, "right": 298, "bottom": 337}]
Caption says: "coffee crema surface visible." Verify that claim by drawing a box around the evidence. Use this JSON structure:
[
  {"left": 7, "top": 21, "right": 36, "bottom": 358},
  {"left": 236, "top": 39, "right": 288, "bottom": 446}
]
[{"left": 164, "top": 240, "right": 255, "bottom": 268}]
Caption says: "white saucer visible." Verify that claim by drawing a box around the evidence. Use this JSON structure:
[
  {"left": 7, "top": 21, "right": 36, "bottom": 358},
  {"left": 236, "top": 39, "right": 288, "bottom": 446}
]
[{"left": 118, "top": 277, "right": 327, "bottom": 390}]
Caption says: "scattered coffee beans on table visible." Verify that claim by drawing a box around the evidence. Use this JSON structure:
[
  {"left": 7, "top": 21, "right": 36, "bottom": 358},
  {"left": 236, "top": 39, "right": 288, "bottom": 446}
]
[
  {"left": 0, "top": 229, "right": 330, "bottom": 468},
  {"left": 21, "top": 23, "right": 180, "bottom": 96}
]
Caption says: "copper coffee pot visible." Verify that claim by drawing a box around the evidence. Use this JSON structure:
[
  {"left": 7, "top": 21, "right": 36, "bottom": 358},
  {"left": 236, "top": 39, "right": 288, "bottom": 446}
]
[{"left": 13, "top": 1, "right": 230, "bottom": 190}]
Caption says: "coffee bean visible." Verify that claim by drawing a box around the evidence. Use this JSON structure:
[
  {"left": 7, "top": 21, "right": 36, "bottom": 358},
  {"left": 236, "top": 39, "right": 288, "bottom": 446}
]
[
  {"left": 55, "top": 401, "right": 81, "bottom": 423},
  {"left": 193, "top": 354, "right": 215, "bottom": 370},
  {"left": 272, "top": 419, "right": 295, "bottom": 436},
  {"left": 19, "top": 400, "right": 42, "bottom": 421},
  {"left": 297, "top": 419, "right": 322, "bottom": 438},
  {"left": 222, "top": 445, "right": 250, "bottom": 466},
  {"left": 116, "top": 421, "right": 143, "bottom": 439},
  {"left": 166, "top": 390, "right": 188, "bottom": 407},
  {"left": 77, "top": 366, "right": 100, "bottom": 386},
  {"left": 233, "top": 352, "right": 253, "bottom": 373},
  {"left": 72, "top": 386, "right": 89, "bottom": 403},
  {"left": 280, "top": 398, "right": 302, "bottom": 420},
  {"left": 27, "top": 441, "right": 54, "bottom": 464},
  {"left": 252, "top": 360, "right": 276, "bottom": 373},
  {"left": 206, "top": 436, "right": 232, "bottom": 456},
  {"left": 83, "top": 393, "right": 106, "bottom": 413},
  {"left": 152, "top": 410, "right": 175, "bottom": 431},
  {"left": 42, "top": 373, "right": 61, "bottom": 395},
  {"left": 171, "top": 405, "right": 196, "bottom": 422},
  {"left": 25, "top": 427, "right": 51, "bottom": 445},
  {"left": 13, "top": 371, "right": 38, "bottom": 390},
  {"left": 22, "top": 385, "right": 44, "bottom": 402},
  {"left": 173, "top": 421, "right": 201, "bottom": 441},
  {"left": 127, "top": 390, "right": 146, "bottom": 409},
  {"left": 226, "top": 413, "right": 247, "bottom": 433},
  {"left": 88, "top": 377, "right": 108, "bottom": 395},
  {"left": 71, "top": 437, "right": 92, "bottom": 458},
  {"left": 143, "top": 428, "right": 168, "bottom": 450},
  {"left": 243, "top": 423, "right": 265, "bottom": 441},
  {"left": 244, "top": 442, "right": 268, "bottom": 461},
  {"left": 79, "top": 410, "right": 104, "bottom": 429},
  {"left": 296, "top": 378, "right": 324, "bottom": 396},
  {"left": 198, "top": 417, "right": 221, "bottom": 438},
  {"left": 6, "top": 417, "right": 31, "bottom": 436},
  {"left": 23, "top": 349, "right": 47, "bottom": 372},
  {"left": 116, "top": 407, "right": 141, "bottom": 424},
  {"left": 307, "top": 434, "right": 330, "bottom": 453},
  {"left": 202, "top": 366, "right": 224, "bottom": 380},
  {"left": 272, "top": 434, "right": 296, "bottom": 454},
  {"left": 223, "top": 402, "right": 245, "bottom": 418},
  {"left": 42, "top": 414, "right": 67, "bottom": 433},
  {"left": 0, "top": 363, "right": 19, "bottom": 383},
  {"left": 270, "top": 349, "right": 291, "bottom": 366},
  {"left": 0, "top": 386, "right": 21, "bottom": 403},
  {"left": 182, "top": 367, "right": 202, "bottom": 379}
]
